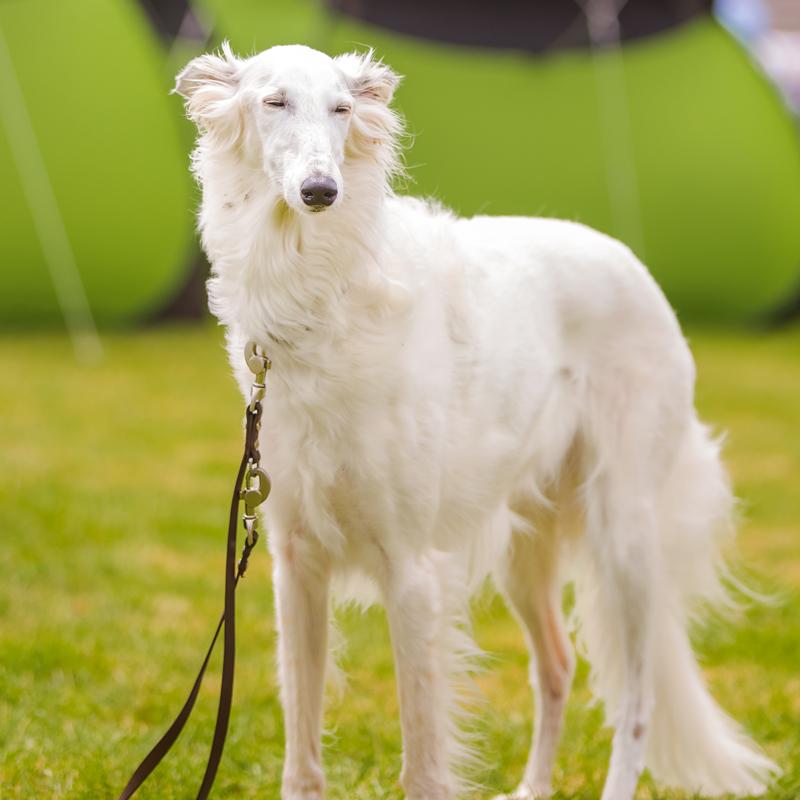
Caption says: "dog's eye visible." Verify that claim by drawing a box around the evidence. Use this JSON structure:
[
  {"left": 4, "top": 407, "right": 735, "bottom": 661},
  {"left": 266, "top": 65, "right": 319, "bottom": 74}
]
[
  {"left": 334, "top": 105, "right": 352, "bottom": 115},
  {"left": 264, "top": 98, "right": 286, "bottom": 109}
]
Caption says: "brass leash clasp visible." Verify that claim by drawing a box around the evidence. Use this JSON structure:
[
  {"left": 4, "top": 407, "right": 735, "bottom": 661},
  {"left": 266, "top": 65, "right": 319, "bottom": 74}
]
[
  {"left": 243, "top": 464, "right": 270, "bottom": 511},
  {"left": 242, "top": 461, "right": 271, "bottom": 546},
  {"left": 245, "top": 340, "right": 271, "bottom": 412}
]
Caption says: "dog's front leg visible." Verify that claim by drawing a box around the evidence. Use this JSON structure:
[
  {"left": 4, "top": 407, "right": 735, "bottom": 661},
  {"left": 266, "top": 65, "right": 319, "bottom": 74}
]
[
  {"left": 383, "top": 553, "right": 455, "bottom": 800},
  {"left": 273, "top": 533, "right": 330, "bottom": 800}
]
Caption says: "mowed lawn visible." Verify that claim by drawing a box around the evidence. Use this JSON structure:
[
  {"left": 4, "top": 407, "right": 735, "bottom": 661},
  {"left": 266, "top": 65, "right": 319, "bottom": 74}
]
[{"left": 0, "top": 323, "right": 798, "bottom": 799}]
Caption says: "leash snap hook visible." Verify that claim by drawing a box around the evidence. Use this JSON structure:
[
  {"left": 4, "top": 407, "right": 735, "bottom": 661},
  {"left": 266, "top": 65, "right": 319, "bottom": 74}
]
[
  {"left": 242, "top": 464, "right": 271, "bottom": 512},
  {"left": 245, "top": 341, "right": 271, "bottom": 412},
  {"left": 245, "top": 340, "right": 271, "bottom": 377}
]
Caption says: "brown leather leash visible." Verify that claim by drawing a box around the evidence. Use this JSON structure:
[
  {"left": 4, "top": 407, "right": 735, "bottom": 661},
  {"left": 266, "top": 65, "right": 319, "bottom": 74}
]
[{"left": 118, "top": 342, "right": 271, "bottom": 800}]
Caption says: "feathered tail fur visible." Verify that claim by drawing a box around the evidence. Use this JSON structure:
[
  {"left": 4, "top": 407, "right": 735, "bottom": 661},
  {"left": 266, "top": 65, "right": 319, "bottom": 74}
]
[{"left": 572, "top": 418, "right": 780, "bottom": 795}]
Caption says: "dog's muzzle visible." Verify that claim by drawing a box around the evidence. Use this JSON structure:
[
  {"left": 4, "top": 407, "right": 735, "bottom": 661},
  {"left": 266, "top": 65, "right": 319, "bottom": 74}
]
[{"left": 300, "top": 176, "right": 338, "bottom": 210}]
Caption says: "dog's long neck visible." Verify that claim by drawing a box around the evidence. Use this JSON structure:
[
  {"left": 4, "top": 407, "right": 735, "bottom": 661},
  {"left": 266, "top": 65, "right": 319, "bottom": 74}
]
[{"left": 198, "top": 151, "right": 405, "bottom": 359}]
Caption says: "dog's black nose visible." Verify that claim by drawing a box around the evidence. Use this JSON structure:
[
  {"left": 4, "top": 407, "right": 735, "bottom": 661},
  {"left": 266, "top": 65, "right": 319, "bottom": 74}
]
[{"left": 300, "top": 176, "right": 338, "bottom": 208}]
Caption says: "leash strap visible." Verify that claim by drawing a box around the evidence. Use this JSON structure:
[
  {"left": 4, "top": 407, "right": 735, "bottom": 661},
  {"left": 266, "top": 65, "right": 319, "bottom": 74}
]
[{"left": 118, "top": 343, "right": 271, "bottom": 800}]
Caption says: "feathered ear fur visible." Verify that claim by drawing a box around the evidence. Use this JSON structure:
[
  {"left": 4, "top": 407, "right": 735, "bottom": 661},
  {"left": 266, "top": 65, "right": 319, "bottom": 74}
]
[
  {"left": 334, "top": 50, "right": 404, "bottom": 179},
  {"left": 335, "top": 49, "right": 401, "bottom": 105},
  {"left": 174, "top": 41, "right": 243, "bottom": 148}
]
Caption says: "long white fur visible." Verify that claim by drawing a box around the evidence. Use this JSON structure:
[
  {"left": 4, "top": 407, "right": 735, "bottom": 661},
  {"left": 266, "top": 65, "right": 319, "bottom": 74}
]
[{"left": 175, "top": 43, "right": 780, "bottom": 800}]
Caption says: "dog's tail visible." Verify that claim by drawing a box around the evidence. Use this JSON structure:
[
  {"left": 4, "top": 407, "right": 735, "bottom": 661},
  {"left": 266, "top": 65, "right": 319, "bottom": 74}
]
[{"left": 572, "top": 418, "right": 780, "bottom": 795}]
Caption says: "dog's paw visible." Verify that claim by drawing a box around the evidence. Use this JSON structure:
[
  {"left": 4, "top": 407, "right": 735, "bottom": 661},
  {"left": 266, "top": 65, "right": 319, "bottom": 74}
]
[
  {"left": 282, "top": 790, "right": 323, "bottom": 800},
  {"left": 281, "top": 771, "right": 325, "bottom": 800},
  {"left": 282, "top": 795, "right": 323, "bottom": 800}
]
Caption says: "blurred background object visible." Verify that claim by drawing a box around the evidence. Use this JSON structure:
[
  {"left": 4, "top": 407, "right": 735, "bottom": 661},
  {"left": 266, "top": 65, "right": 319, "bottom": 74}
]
[
  {"left": 717, "top": 0, "right": 800, "bottom": 112},
  {"left": 0, "top": 0, "right": 202, "bottom": 344},
  {"left": 1, "top": 0, "right": 798, "bottom": 342}
]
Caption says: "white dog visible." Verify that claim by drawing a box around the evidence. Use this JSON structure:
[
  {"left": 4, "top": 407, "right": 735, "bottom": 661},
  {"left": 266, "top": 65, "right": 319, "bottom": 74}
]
[{"left": 175, "top": 43, "right": 778, "bottom": 800}]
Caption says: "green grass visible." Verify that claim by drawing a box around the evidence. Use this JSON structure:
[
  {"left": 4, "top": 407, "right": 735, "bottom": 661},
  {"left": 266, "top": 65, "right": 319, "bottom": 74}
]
[{"left": 0, "top": 324, "right": 798, "bottom": 799}]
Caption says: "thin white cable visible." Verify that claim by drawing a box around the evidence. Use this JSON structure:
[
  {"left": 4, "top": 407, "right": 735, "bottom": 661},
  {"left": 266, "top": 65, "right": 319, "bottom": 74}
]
[
  {"left": 578, "top": 0, "right": 646, "bottom": 258},
  {"left": 0, "top": 22, "right": 102, "bottom": 362}
]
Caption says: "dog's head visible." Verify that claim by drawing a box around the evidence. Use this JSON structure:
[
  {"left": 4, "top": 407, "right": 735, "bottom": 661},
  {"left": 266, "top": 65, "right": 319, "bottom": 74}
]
[{"left": 175, "top": 43, "right": 402, "bottom": 214}]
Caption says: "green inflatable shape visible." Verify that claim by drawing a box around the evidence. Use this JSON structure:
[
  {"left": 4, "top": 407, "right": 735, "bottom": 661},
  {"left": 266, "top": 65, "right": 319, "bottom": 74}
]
[
  {"left": 199, "top": 1, "right": 800, "bottom": 323},
  {"left": 0, "top": 0, "right": 194, "bottom": 325}
]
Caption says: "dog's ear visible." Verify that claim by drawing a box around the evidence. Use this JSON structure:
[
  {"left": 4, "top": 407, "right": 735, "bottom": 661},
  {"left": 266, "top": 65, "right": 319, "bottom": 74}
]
[
  {"left": 333, "top": 50, "right": 404, "bottom": 178},
  {"left": 334, "top": 50, "right": 401, "bottom": 106},
  {"left": 174, "top": 42, "right": 243, "bottom": 144}
]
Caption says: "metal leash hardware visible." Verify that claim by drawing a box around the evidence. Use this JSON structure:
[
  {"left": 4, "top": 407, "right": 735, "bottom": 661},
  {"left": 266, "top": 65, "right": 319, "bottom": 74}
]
[
  {"left": 242, "top": 341, "right": 272, "bottom": 551},
  {"left": 245, "top": 339, "right": 270, "bottom": 412},
  {"left": 116, "top": 340, "right": 271, "bottom": 800}
]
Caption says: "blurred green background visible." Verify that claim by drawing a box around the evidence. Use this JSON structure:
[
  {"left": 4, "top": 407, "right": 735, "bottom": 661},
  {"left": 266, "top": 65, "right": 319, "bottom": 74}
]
[
  {"left": 1, "top": 1, "right": 798, "bottom": 798},
  {"left": 1, "top": 0, "right": 799, "bottom": 327}
]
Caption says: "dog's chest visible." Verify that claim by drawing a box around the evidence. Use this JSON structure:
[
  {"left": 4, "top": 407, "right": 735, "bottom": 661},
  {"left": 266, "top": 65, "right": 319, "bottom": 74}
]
[{"left": 263, "top": 360, "right": 445, "bottom": 550}]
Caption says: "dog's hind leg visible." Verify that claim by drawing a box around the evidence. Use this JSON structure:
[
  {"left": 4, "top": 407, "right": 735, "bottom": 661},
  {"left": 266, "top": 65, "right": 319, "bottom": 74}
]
[
  {"left": 494, "top": 509, "right": 575, "bottom": 800},
  {"left": 273, "top": 530, "right": 331, "bottom": 800},
  {"left": 578, "top": 469, "right": 660, "bottom": 800},
  {"left": 587, "top": 491, "right": 658, "bottom": 800}
]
